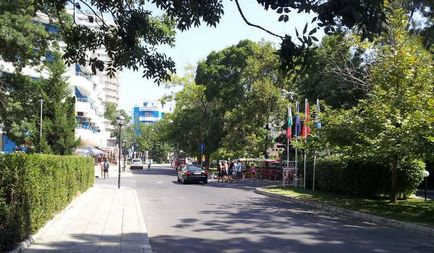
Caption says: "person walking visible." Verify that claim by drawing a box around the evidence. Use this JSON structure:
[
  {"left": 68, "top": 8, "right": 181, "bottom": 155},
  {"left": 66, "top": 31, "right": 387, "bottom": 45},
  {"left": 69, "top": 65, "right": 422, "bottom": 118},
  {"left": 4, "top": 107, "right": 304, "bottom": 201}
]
[
  {"left": 98, "top": 155, "right": 104, "bottom": 178},
  {"left": 223, "top": 162, "right": 229, "bottom": 182},
  {"left": 103, "top": 158, "right": 110, "bottom": 179},
  {"left": 250, "top": 164, "right": 257, "bottom": 180},
  {"left": 228, "top": 161, "right": 234, "bottom": 182},
  {"left": 235, "top": 161, "right": 242, "bottom": 180},
  {"left": 148, "top": 159, "right": 152, "bottom": 170},
  {"left": 217, "top": 162, "right": 223, "bottom": 182}
]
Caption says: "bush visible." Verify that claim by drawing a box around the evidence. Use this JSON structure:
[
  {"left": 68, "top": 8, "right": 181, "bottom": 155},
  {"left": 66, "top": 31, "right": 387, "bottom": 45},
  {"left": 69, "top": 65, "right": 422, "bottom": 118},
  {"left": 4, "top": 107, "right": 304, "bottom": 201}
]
[
  {"left": 0, "top": 153, "right": 94, "bottom": 251},
  {"left": 302, "top": 157, "right": 424, "bottom": 198}
]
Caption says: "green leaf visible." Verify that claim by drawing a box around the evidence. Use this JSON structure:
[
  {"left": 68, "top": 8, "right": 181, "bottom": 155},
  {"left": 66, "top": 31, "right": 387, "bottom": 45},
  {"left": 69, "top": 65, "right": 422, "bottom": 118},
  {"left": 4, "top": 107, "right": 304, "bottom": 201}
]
[{"left": 303, "top": 23, "right": 308, "bottom": 34}]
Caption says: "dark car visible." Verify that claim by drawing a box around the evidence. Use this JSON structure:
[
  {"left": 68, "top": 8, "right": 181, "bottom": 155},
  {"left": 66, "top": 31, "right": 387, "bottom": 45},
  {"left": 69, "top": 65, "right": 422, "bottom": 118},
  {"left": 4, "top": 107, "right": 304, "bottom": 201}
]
[{"left": 177, "top": 165, "right": 208, "bottom": 184}]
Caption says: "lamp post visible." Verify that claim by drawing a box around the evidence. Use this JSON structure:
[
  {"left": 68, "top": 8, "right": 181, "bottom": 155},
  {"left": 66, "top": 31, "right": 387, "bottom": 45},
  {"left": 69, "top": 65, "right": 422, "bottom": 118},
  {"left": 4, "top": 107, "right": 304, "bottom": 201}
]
[
  {"left": 423, "top": 170, "right": 430, "bottom": 201},
  {"left": 117, "top": 115, "right": 125, "bottom": 189}
]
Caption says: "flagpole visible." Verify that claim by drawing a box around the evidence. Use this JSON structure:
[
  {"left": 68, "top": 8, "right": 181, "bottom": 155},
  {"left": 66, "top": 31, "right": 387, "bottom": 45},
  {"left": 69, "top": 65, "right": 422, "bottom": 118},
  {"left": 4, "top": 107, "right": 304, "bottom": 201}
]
[
  {"left": 312, "top": 99, "right": 320, "bottom": 192},
  {"left": 286, "top": 105, "right": 290, "bottom": 187},
  {"left": 295, "top": 102, "right": 299, "bottom": 188},
  {"left": 295, "top": 148, "right": 298, "bottom": 187},
  {"left": 303, "top": 99, "right": 307, "bottom": 190},
  {"left": 313, "top": 151, "right": 316, "bottom": 192}
]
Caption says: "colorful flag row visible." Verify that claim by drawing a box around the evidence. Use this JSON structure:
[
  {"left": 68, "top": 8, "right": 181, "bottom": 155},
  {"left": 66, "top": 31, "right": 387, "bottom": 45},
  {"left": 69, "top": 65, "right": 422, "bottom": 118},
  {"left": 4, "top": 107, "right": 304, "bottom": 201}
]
[{"left": 287, "top": 99, "right": 321, "bottom": 140}]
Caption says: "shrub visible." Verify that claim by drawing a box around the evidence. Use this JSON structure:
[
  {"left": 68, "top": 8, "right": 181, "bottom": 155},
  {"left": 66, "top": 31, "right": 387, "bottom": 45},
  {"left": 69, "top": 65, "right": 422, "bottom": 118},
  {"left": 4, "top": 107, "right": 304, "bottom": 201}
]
[
  {"left": 302, "top": 157, "right": 423, "bottom": 198},
  {"left": 0, "top": 153, "right": 94, "bottom": 251}
]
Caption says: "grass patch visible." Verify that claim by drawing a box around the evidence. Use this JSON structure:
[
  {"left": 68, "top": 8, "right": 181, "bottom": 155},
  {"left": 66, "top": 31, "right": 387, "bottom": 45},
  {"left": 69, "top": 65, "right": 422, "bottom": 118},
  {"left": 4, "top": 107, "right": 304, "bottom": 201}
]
[{"left": 263, "top": 186, "right": 434, "bottom": 228}]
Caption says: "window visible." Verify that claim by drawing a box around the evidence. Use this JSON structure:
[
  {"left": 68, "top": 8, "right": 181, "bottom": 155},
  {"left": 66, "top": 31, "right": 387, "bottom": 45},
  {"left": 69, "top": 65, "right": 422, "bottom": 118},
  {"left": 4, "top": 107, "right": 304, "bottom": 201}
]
[{"left": 139, "top": 111, "right": 153, "bottom": 117}]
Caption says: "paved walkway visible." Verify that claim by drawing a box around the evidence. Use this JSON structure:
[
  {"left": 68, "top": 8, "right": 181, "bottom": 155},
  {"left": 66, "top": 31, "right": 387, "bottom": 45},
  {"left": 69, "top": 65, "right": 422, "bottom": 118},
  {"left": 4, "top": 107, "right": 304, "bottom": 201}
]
[
  {"left": 94, "top": 164, "right": 133, "bottom": 179},
  {"left": 23, "top": 173, "right": 152, "bottom": 253}
]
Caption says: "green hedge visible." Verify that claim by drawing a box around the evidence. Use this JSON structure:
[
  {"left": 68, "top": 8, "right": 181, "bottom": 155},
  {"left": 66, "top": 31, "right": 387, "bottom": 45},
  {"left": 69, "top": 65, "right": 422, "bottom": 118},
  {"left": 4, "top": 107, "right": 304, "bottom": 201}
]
[
  {"left": 302, "top": 157, "right": 424, "bottom": 198},
  {"left": 0, "top": 153, "right": 94, "bottom": 251}
]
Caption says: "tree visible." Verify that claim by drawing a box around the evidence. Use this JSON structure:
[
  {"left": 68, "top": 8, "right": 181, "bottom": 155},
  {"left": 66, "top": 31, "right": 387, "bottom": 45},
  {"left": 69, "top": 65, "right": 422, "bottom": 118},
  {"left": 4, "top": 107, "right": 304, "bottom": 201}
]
[
  {"left": 103, "top": 102, "right": 131, "bottom": 138},
  {"left": 162, "top": 82, "right": 210, "bottom": 159},
  {"left": 296, "top": 34, "right": 369, "bottom": 109},
  {"left": 162, "top": 40, "right": 290, "bottom": 161},
  {"left": 2, "top": 0, "right": 413, "bottom": 82},
  {"left": 39, "top": 53, "right": 80, "bottom": 154},
  {"left": 323, "top": 7, "right": 434, "bottom": 202},
  {"left": 135, "top": 124, "right": 157, "bottom": 152},
  {"left": 0, "top": 53, "right": 79, "bottom": 154},
  {"left": 0, "top": 74, "right": 41, "bottom": 151},
  {"left": 194, "top": 40, "right": 287, "bottom": 159}
]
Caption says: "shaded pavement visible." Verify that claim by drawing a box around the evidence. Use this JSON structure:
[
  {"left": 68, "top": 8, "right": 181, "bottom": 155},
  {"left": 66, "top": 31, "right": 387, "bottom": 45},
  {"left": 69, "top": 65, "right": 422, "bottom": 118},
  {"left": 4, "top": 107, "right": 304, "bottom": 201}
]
[
  {"left": 22, "top": 169, "right": 152, "bottom": 253},
  {"left": 133, "top": 166, "right": 434, "bottom": 253}
]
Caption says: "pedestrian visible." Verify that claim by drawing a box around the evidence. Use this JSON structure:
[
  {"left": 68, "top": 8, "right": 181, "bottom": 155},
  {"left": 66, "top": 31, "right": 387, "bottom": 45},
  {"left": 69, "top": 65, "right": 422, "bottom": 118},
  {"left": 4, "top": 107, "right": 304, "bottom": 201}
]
[
  {"left": 235, "top": 161, "right": 242, "bottom": 180},
  {"left": 250, "top": 164, "right": 257, "bottom": 180},
  {"left": 98, "top": 155, "right": 104, "bottom": 178},
  {"left": 217, "top": 162, "right": 222, "bottom": 182},
  {"left": 223, "top": 162, "right": 229, "bottom": 182},
  {"left": 228, "top": 161, "right": 234, "bottom": 182},
  {"left": 103, "top": 158, "right": 110, "bottom": 179},
  {"left": 148, "top": 159, "right": 152, "bottom": 170}
]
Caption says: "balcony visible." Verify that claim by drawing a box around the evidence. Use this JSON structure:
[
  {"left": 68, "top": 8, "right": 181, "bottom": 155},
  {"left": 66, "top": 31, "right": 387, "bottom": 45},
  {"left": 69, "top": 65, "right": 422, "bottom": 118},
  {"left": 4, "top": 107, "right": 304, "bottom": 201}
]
[
  {"left": 69, "top": 75, "right": 93, "bottom": 96},
  {"left": 138, "top": 116, "right": 158, "bottom": 122},
  {"left": 75, "top": 100, "right": 91, "bottom": 113}
]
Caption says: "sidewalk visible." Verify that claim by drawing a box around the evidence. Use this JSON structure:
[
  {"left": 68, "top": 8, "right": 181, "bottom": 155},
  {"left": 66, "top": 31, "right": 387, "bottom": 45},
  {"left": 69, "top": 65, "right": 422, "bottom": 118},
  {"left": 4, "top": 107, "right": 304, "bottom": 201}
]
[
  {"left": 94, "top": 164, "right": 133, "bottom": 179},
  {"left": 20, "top": 182, "right": 152, "bottom": 253}
]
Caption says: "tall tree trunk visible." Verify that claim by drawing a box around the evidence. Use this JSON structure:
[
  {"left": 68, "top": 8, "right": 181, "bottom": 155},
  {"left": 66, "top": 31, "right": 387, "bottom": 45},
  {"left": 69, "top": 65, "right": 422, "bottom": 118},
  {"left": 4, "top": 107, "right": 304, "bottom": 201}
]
[
  {"left": 390, "top": 157, "right": 398, "bottom": 203},
  {"left": 205, "top": 154, "right": 210, "bottom": 169}
]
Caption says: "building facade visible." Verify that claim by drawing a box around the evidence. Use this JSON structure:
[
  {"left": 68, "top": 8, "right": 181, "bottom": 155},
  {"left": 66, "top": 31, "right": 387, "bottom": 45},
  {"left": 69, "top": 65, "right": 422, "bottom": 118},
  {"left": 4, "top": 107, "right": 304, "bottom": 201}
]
[
  {"left": 0, "top": 11, "right": 119, "bottom": 152},
  {"left": 133, "top": 100, "right": 175, "bottom": 126}
]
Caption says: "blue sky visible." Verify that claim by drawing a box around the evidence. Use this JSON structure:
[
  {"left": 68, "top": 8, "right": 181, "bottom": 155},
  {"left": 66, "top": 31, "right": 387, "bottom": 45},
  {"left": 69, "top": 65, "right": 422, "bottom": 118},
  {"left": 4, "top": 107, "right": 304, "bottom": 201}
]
[{"left": 119, "top": 0, "right": 316, "bottom": 111}]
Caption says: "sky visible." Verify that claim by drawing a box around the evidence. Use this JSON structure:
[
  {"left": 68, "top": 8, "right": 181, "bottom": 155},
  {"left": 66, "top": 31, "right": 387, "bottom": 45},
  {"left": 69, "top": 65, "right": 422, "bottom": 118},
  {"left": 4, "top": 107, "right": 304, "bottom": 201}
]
[{"left": 118, "top": 0, "right": 316, "bottom": 112}]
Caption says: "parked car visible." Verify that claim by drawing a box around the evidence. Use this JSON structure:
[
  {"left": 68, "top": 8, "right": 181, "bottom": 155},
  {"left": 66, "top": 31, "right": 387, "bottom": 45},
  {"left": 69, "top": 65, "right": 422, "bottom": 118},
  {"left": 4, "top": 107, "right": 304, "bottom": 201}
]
[
  {"left": 130, "top": 158, "right": 144, "bottom": 170},
  {"left": 177, "top": 165, "right": 208, "bottom": 184}
]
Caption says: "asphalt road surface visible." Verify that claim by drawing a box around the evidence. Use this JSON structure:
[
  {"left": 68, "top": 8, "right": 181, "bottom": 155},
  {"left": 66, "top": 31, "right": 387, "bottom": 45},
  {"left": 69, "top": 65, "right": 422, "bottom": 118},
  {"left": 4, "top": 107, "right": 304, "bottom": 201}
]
[{"left": 104, "top": 165, "right": 434, "bottom": 253}]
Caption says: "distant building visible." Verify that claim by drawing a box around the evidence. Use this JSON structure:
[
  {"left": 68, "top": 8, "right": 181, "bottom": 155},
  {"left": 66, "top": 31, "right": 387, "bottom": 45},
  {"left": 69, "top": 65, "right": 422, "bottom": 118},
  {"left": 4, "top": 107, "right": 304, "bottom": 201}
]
[{"left": 132, "top": 100, "right": 175, "bottom": 127}]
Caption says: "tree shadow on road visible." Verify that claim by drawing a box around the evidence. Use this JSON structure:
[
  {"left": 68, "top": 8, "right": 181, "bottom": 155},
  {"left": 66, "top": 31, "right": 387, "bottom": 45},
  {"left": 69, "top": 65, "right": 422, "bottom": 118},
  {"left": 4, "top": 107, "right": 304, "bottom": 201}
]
[
  {"left": 130, "top": 167, "right": 176, "bottom": 177},
  {"left": 150, "top": 196, "right": 434, "bottom": 253}
]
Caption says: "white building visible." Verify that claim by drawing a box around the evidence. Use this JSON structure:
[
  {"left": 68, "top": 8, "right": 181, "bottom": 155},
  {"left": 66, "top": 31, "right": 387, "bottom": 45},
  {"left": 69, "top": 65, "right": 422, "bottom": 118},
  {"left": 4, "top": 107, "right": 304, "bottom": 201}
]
[
  {"left": 0, "top": 11, "right": 119, "bottom": 149},
  {"left": 72, "top": 11, "right": 120, "bottom": 148},
  {"left": 132, "top": 100, "right": 175, "bottom": 126}
]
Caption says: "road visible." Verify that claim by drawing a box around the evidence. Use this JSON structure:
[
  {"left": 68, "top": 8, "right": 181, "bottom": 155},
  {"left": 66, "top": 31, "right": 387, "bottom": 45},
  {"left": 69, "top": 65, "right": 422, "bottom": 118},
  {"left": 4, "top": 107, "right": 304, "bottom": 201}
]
[{"left": 103, "top": 165, "right": 434, "bottom": 253}]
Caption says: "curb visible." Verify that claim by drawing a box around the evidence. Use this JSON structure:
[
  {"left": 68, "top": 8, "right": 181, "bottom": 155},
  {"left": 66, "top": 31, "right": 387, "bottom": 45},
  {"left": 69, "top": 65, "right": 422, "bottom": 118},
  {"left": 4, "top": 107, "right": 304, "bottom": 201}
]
[
  {"left": 133, "top": 189, "right": 154, "bottom": 253},
  {"left": 254, "top": 187, "right": 434, "bottom": 238},
  {"left": 8, "top": 186, "right": 96, "bottom": 253}
]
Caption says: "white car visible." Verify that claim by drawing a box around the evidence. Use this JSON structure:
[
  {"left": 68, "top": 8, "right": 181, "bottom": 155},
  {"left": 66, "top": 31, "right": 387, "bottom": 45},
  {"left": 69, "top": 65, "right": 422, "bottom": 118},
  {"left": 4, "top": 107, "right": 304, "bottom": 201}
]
[{"left": 130, "top": 158, "right": 143, "bottom": 170}]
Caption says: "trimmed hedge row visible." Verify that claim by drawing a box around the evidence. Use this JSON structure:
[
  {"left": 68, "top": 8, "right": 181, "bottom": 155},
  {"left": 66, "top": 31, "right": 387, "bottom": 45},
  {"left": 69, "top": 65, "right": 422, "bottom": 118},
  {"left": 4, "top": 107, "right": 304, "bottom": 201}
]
[
  {"left": 302, "top": 157, "right": 424, "bottom": 198},
  {"left": 0, "top": 153, "right": 94, "bottom": 251}
]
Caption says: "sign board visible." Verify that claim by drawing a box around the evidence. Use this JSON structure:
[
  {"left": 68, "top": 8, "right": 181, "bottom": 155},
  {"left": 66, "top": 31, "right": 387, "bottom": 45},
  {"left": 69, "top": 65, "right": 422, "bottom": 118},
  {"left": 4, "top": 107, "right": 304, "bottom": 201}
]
[{"left": 282, "top": 161, "right": 296, "bottom": 187}]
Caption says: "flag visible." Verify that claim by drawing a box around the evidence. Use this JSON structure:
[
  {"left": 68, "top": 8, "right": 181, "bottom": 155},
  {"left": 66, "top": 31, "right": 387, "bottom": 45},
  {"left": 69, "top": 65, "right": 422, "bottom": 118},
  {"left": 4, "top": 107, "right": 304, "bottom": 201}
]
[
  {"left": 302, "top": 99, "right": 310, "bottom": 138},
  {"left": 286, "top": 106, "right": 292, "bottom": 139},
  {"left": 315, "top": 99, "right": 321, "bottom": 129},
  {"left": 294, "top": 102, "right": 301, "bottom": 137}
]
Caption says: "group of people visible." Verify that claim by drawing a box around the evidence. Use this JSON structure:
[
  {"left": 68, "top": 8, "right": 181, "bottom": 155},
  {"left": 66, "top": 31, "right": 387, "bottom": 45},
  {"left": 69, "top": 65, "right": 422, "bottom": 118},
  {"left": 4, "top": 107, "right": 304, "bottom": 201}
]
[
  {"left": 97, "top": 155, "right": 110, "bottom": 179},
  {"left": 217, "top": 161, "right": 256, "bottom": 182}
]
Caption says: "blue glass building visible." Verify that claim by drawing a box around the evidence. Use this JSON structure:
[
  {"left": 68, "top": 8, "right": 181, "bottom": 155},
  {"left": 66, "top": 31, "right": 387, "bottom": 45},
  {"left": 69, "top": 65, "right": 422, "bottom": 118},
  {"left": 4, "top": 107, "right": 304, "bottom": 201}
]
[{"left": 132, "top": 100, "right": 175, "bottom": 133}]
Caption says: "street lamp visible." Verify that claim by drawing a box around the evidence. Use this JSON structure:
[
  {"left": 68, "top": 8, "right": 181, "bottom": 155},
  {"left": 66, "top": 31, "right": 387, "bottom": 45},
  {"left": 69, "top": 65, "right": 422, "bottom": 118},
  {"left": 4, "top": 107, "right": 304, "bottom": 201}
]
[
  {"left": 423, "top": 170, "right": 430, "bottom": 201},
  {"left": 117, "top": 115, "right": 125, "bottom": 189}
]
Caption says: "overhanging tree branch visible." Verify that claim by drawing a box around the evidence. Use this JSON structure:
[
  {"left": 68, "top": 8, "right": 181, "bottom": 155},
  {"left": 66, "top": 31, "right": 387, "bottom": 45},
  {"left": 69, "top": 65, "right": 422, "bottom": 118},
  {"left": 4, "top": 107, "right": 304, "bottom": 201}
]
[{"left": 234, "top": 0, "right": 284, "bottom": 39}]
